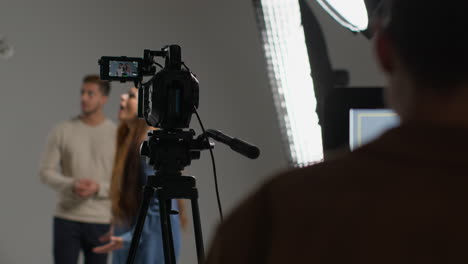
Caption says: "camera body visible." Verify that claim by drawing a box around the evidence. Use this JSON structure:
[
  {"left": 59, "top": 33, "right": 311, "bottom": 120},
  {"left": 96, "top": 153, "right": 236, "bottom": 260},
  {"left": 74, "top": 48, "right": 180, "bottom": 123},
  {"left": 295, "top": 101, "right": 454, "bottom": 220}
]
[
  {"left": 99, "top": 45, "right": 199, "bottom": 129},
  {"left": 143, "top": 67, "right": 199, "bottom": 129}
]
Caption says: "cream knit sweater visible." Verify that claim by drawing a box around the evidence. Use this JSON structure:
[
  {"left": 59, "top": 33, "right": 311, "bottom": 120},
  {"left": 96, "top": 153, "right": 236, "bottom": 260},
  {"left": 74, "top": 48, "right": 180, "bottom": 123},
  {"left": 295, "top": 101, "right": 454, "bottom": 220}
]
[{"left": 39, "top": 117, "right": 116, "bottom": 224}]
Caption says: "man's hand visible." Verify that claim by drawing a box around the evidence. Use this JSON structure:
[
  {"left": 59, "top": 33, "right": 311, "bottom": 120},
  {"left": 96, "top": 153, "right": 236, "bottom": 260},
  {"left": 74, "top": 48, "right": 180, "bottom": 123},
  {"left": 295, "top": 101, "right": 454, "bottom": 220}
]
[
  {"left": 93, "top": 236, "right": 124, "bottom": 254},
  {"left": 98, "top": 227, "right": 113, "bottom": 244},
  {"left": 73, "top": 178, "right": 100, "bottom": 198}
]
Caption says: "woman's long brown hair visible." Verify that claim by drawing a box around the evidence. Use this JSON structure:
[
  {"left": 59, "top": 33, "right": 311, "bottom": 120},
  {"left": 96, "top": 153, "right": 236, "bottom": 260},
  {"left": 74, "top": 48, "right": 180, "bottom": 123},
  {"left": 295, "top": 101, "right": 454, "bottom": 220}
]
[{"left": 110, "top": 119, "right": 149, "bottom": 224}]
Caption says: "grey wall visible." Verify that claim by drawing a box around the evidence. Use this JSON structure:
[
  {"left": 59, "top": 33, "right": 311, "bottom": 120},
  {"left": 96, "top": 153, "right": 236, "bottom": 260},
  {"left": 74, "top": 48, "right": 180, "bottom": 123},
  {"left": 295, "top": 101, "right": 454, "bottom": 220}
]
[{"left": 0, "top": 0, "right": 383, "bottom": 263}]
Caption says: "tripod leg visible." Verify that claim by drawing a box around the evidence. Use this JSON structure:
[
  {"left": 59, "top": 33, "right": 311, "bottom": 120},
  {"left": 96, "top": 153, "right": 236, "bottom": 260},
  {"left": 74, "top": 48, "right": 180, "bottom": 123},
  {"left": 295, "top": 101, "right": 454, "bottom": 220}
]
[
  {"left": 126, "top": 185, "right": 154, "bottom": 264},
  {"left": 159, "top": 196, "right": 176, "bottom": 264},
  {"left": 191, "top": 199, "right": 205, "bottom": 263}
]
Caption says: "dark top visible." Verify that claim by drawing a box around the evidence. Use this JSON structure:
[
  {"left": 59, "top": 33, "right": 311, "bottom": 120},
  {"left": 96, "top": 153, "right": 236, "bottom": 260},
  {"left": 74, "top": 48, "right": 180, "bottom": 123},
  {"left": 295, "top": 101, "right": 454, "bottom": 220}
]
[{"left": 207, "top": 123, "right": 468, "bottom": 264}]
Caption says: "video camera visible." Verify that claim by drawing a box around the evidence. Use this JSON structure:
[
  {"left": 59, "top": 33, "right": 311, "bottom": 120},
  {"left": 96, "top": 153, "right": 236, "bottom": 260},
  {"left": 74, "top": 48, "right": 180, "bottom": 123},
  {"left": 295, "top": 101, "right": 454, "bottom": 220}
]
[
  {"left": 98, "top": 45, "right": 199, "bottom": 129},
  {"left": 97, "top": 44, "right": 259, "bottom": 264}
]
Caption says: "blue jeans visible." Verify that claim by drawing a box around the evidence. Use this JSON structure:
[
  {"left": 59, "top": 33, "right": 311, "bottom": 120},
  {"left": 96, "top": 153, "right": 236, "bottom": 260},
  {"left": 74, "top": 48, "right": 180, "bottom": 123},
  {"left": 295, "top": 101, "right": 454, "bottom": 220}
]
[{"left": 112, "top": 199, "right": 181, "bottom": 264}]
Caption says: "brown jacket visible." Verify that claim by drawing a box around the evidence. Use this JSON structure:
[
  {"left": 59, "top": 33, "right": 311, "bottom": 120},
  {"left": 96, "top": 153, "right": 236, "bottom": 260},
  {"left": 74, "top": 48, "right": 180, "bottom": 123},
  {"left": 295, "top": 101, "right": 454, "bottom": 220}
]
[{"left": 207, "top": 123, "right": 468, "bottom": 264}]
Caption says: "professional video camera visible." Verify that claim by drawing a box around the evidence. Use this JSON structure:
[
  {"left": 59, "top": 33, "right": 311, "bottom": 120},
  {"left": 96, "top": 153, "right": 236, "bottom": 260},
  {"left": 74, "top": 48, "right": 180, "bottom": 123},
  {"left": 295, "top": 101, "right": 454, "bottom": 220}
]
[
  {"left": 98, "top": 45, "right": 259, "bottom": 264},
  {"left": 99, "top": 45, "right": 199, "bottom": 129}
]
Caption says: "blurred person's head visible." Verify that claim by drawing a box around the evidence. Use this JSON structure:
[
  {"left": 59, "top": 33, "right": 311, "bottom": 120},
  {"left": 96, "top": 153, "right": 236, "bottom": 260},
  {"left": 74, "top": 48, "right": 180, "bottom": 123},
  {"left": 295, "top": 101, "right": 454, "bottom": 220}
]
[
  {"left": 375, "top": 0, "right": 468, "bottom": 124},
  {"left": 118, "top": 87, "right": 138, "bottom": 123},
  {"left": 80, "top": 75, "right": 111, "bottom": 116}
]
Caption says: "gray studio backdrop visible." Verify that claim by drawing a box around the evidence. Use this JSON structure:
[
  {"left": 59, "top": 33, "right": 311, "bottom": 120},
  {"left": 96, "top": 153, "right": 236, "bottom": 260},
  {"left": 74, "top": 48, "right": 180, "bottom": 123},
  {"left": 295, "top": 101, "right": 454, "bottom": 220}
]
[{"left": 0, "top": 0, "right": 383, "bottom": 263}]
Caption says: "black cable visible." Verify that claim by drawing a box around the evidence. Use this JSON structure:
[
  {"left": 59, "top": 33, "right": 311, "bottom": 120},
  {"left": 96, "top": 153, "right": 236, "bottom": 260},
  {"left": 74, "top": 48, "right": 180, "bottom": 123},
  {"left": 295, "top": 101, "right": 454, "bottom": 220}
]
[
  {"left": 193, "top": 104, "right": 224, "bottom": 222},
  {"left": 182, "top": 62, "right": 191, "bottom": 72},
  {"left": 155, "top": 62, "right": 164, "bottom": 69}
]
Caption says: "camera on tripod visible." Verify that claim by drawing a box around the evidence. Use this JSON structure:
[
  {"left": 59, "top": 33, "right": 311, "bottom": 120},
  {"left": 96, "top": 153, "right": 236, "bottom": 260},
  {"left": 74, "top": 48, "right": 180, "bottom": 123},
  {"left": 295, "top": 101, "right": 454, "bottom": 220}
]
[
  {"left": 98, "top": 45, "right": 259, "bottom": 264},
  {"left": 99, "top": 45, "right": 199, "bottom": 129}
]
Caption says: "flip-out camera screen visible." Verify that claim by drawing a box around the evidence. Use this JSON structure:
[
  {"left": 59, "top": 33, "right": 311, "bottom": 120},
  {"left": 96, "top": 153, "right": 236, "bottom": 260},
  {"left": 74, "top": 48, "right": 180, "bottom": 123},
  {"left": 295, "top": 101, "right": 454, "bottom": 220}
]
[{"left": 109, "top": 60, "right": 139, "bottom": 77}]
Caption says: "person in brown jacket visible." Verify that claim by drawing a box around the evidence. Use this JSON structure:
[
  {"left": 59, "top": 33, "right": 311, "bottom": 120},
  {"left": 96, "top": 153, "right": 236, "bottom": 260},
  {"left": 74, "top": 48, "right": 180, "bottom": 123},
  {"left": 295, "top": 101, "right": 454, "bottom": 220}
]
[{"left": 206, "top": 0, "right": 468, "bottom": 263}]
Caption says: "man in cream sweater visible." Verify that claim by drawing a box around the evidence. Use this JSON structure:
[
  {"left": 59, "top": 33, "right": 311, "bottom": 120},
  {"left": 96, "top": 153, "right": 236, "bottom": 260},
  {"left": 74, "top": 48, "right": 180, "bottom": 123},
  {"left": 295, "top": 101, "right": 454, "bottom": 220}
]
[{"left": 39, "top": 75, "right": 116, "bottom": 264}]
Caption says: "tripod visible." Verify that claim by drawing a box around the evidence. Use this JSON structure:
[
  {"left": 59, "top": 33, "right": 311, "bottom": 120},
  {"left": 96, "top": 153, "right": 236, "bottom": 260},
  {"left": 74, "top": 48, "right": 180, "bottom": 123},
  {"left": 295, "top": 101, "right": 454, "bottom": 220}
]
[{"left": 126, "top": 129, "right": 211, "bottom": 264}]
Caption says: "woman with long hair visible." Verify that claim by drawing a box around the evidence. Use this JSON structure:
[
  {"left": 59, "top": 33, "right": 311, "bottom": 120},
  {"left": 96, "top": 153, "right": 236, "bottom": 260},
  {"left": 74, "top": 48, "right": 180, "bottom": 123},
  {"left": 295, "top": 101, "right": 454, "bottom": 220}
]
[{"left": 93, "top": 87, "right": 186, "bottom": 263}]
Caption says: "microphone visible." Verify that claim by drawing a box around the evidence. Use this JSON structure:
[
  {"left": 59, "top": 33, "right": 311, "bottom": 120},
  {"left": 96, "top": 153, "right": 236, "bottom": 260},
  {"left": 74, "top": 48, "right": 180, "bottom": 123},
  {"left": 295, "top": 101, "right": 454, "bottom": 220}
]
[{"left": 205, "top": 129, "right": 260, "bottom": 159}]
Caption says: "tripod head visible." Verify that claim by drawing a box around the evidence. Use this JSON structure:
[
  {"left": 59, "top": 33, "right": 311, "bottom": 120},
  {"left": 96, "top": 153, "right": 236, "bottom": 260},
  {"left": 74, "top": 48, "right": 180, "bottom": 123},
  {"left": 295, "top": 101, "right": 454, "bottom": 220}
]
[
  {"left": 140, "top": 128, "right": 260, "bottom": 176},
  {"left": 140, "top": 127, "right": 260, "bottom": 178},
  {"left": 140, "top": 129, "right": 213, "bottom": 175}
]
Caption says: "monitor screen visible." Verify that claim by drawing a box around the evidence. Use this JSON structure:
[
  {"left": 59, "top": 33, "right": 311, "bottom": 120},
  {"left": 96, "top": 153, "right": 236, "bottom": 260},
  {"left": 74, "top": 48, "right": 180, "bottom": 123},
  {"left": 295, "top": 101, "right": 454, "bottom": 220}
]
[
  {"left": 349, "top": 109, "right": 399, "bottom": 150},
  {"left": 109, "top": 60, "right": 139, "bottom": 78}
]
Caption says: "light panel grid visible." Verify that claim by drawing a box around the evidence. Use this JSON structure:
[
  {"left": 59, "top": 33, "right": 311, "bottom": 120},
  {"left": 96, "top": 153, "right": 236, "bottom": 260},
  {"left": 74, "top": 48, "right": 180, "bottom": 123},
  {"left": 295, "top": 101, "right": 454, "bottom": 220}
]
[{"left": 254, "top": 0, "right": 323, "bottom": 167}]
